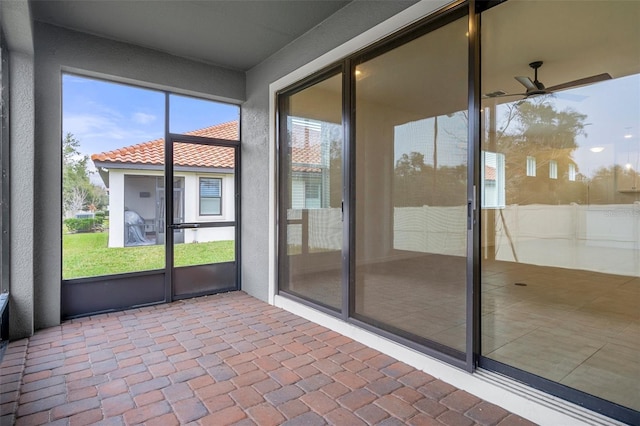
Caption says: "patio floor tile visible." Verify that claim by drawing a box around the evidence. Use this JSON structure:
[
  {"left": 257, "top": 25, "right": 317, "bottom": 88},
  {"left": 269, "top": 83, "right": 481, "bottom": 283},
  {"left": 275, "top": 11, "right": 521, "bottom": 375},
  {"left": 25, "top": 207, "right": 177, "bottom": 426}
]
[{"left": 0, "top": 291, "right": 535, "bottom": 425}]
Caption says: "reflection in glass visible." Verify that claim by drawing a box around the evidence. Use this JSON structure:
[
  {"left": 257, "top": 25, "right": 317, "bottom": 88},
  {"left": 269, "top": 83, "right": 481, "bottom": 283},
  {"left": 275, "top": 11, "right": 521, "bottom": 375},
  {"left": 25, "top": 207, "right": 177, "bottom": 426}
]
[
  {"left": 481, "top": 0, "right": 639, "bottom": 411},
  {"left": 279, "top": 73, "right": 343, "bottom": 311},
  {"left": 354, "top": 15, "right": 468, "bottom": 353}
]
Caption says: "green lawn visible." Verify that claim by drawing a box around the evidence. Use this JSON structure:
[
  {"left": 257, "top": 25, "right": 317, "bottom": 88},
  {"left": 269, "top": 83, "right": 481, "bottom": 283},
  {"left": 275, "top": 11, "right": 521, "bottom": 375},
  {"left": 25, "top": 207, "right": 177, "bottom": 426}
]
[{"left": 63, "top": 232, "right": 235, "bottom": 280}]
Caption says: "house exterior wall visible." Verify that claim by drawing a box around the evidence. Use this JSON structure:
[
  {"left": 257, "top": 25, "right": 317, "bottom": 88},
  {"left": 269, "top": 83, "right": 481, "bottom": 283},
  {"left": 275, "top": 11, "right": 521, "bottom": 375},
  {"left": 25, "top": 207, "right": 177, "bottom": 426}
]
[
  {"left": 31, "top": 22, "right": 245, "bottom": 333},
  {"left": 109, "top": 172, "right": 126, "bottom": 248},
  {"left": 109, "top": 169, "right": 235, "bottom": 248},
  {"left": 242, "top": 0, "right": 420, "bottom": 302}
]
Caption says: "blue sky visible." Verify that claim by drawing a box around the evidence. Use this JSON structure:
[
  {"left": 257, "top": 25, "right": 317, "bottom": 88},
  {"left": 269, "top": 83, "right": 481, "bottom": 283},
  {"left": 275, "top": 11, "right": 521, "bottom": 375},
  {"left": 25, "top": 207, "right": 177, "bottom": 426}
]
[
  {"left": 63, "top": 74, "right": 240, "bottom": 185},
  {"left": 62, "top": 75, "right": 239, "bottom": 152},
  {"left": 392, "top": 74, "right": 639, "bottom": 176},
  {"left": 64, "top": 72, "right": 639, "bottom": 186},
  {"left": 551, "top": 74, "right": 640, "bottom": 177},
  {"left": 491, "top": 73, "right": 640, "bottom": 178}
]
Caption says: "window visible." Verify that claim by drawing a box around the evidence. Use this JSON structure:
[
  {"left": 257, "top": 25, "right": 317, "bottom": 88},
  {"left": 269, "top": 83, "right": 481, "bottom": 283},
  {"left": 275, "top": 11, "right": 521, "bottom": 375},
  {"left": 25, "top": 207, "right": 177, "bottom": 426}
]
[
  {"left": 199, "top": 177, "right": 222, "bottom": 215},
  {"left": 482, "top": 151, "right": 506, "bottom": 208},
  {"left": 526, "top": 156, "right": 536, "bottom": 176},
  {"left": 568, "top": 163, "right": 576, "bottom": 181},
  {"left": 304, "top": 182, "right": 321, "bottom": 209},
  {"left": 549, "top": 160, "right": 558, "bottom": 179}
]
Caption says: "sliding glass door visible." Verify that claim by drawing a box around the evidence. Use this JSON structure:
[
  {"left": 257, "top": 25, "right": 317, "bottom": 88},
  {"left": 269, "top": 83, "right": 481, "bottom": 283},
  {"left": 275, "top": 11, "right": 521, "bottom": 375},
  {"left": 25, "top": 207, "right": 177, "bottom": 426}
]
[
  {"left": 278, "top": 5, "right": 471, "bottom": 364},
  {"left": 352, "top": 11, "right": 469, "bottom": 359},
  {"left": 278, "top": 0, "right": 638, "bottom": 421},
  {"left": 279, "top": 68, "right": 344, "bottom": 312},
  {"left": 479, "top": 1, "right": 639, "bottom": 418}
]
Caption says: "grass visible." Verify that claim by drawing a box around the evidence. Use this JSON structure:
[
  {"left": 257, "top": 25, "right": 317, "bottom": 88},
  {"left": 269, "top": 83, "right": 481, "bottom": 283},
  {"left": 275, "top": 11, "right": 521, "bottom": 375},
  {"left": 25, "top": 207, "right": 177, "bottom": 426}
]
[{"left": 63, "top": 231, "right": 235, "bottom": 280}]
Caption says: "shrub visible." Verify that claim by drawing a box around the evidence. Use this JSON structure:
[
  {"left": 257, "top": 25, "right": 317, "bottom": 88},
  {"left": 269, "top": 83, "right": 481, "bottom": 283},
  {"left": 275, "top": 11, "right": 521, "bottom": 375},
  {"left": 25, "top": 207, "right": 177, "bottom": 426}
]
[{"left": 64, "top": 217, "right": 104, "bottom": 233}]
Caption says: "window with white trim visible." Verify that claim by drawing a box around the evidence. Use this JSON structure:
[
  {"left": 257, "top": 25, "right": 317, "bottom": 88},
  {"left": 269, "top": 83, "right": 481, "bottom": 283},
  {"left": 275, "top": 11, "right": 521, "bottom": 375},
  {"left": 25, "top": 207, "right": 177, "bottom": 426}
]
[
  {"left": 549, "top": 160, "right": 558, "bottom": 179},
  {"left": 200, "top": 177, "right": 222, "bottom": 215},
  {"left": 568, "top": 163, "right": 576, "bottom": 181},
  {"left": 526, "top": 156, "right": 536, "bottom": 177}
]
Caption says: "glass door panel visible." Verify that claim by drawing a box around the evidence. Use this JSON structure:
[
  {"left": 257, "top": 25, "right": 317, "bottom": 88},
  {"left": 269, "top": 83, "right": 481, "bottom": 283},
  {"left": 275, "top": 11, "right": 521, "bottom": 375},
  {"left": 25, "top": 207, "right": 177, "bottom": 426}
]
[
  {"left": 278, "top": 72, "right": 344, "bottom": 312},
  {"left": 353, "top": 14, "right": 469, "bottom": 356},
  {"left": 480, "top": 0, "right": 640, "bottom": 414},
  {"left": 170, "top": 139, "right": 238, "bottom": 298}
]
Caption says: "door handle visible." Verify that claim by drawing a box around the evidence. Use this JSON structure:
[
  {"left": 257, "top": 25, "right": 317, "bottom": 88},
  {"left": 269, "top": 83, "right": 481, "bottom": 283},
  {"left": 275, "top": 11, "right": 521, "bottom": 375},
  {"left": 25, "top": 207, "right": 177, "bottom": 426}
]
[{"left": 168, "top": 223, "right": 200, "bottom": 229}]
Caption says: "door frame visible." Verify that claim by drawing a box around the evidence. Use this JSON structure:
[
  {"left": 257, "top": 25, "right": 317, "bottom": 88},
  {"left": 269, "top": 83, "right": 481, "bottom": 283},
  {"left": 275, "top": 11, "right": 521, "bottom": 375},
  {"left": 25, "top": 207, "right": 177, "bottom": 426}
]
[
  {"left": 164, "top": 132, "right": 241, "bottom": 302},
  {"left": 61, "top": 83, "right": 241, "bottom": 319}
]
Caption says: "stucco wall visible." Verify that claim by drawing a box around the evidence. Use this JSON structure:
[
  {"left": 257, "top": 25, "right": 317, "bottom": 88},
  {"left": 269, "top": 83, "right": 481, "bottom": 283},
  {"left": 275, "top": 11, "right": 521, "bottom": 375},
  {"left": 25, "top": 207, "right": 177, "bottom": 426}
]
[
  {"left": 9, "top": 52, "right": 35, "bottom": 339},
  {"left": 2, "top": 0, "right": 36, "bottom": 340},
  {"left": 33, "top": 22, "right": 245, "bottom": 331},
  {"left": 241, "top": 0, "right": 420, "bottom": 302}
]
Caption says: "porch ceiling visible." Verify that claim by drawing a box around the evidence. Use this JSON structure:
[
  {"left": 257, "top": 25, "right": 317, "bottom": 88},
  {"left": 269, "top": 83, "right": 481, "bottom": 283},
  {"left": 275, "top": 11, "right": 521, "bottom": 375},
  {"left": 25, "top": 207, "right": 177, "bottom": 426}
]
[{"left": 29, "top": 0, "right": 352, "bottom": 71}]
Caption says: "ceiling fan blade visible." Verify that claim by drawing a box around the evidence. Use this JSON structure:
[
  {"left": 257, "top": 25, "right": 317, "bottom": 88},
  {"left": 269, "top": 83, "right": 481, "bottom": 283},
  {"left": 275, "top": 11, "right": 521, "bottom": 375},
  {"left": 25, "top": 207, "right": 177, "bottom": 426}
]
[
  {"left": 483, "top": 92, "right": 527, "bottom": 99},
  {"left": 546, "top": 73, "right": 612, "bottom": 92},
  {"left": 515, "top": 76, "right": 537, "bottom": 91}
]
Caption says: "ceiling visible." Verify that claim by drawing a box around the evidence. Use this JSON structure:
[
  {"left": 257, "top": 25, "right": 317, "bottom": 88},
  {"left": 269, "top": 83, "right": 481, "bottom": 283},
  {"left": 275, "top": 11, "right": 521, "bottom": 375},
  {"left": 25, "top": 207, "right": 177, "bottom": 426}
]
[
  {"left": 297, "top": 0, "right": 639, "bottom": 121},
  {"left": 30, "top": 0, "right": 352, "bottom": 71}
]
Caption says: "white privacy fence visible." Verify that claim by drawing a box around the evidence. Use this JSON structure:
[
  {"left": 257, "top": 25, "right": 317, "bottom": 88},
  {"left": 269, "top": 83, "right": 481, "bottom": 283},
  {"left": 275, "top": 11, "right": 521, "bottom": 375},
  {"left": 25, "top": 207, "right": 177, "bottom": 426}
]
[
  {"left": 492, "top": 203, "right": 640, "bottom": 276},
  {"left": 287, "top": 208, "right": 342, "bottom": 251},
  {"left": 393, "top": 206, "right": 467, "bottom": 256},
  {"left": 288, "top": 203, "right": 640, "bottom": 276}
]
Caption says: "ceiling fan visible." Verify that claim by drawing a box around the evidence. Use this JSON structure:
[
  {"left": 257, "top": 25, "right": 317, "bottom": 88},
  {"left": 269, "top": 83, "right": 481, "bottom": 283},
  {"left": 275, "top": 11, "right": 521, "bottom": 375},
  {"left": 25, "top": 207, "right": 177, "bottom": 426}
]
[{"left": 484, "top": 60, "right": 612, "bottom": 99}]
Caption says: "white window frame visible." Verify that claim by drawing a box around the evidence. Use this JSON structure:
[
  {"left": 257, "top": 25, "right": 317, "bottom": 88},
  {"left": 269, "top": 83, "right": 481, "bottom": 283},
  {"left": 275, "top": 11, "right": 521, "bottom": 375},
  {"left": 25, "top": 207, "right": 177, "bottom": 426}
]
[
  {"left": 568, "top": 163, "right": 576, "bottom": 181},
  {"left": 549, "top": 160, "right": 558, "bottom": 179},
  {"left": 526, "top": 156, "right": 536, "bottom": 177},
  {"left": 199, "top": 177, "right": 222, "bottom": 216}
]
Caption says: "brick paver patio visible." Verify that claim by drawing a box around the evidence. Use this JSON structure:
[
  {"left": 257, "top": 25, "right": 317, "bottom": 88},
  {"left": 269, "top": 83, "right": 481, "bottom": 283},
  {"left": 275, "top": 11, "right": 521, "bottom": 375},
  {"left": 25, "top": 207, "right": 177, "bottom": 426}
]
[{"left": 0, "top": 291, "right": 535, "bottom": 425}]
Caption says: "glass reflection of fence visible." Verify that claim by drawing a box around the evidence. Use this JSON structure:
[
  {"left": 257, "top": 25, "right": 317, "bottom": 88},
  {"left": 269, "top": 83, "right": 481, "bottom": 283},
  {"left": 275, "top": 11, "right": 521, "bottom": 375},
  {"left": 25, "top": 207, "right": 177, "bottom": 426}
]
[
  {"left": 287, "top": 209, "right": 341, "bottom": 254},
  {"left": 288, "top": 204, "right": 640, "bottom": 276}
]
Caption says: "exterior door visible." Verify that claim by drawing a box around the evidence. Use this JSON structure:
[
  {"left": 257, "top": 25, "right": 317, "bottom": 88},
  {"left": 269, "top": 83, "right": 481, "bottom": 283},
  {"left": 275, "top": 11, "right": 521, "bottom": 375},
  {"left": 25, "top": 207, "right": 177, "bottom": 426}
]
[{"left": 167, "top": 134, "right": 240, "bottom": 299}]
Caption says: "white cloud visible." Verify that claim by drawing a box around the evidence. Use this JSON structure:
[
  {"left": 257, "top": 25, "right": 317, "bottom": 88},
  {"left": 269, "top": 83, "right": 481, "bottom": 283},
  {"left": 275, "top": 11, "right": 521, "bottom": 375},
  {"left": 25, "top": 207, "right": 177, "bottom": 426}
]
[
  {"left": 63, "top": 111, "right": 162, "bottom": 158},
  {"left": 132, "top": 112, "right": 157, "bottom": 125}
]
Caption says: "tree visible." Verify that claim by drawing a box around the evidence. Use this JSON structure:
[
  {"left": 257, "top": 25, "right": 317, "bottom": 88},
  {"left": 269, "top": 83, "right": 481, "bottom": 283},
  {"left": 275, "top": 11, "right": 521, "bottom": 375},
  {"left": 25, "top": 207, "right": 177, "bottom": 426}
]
[
  {"left": 394, "top": 151, "right": 466, "bottom": 207},
  {"left": 67, "top": 186, "right": 88, "bottom": 218},
  {"left": 62, "top": 133, "right": 107, "bottom": 218},
  {"left": 491, "top": 97, "right": 588, "bottom": 205}
]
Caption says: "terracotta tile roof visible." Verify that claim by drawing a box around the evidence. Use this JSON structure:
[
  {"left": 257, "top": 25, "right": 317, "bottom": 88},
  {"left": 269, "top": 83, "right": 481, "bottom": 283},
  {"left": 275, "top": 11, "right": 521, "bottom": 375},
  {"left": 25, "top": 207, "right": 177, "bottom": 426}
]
[
  {"left": 485, "top": 165, "right": 496, "bottom": 181},
  {"left": 291, "top": 146, "right": 322, "bottom": 173},
  {"left": 290, "top": 120, "right": 323, "bottom": 173},
  {"left": 92, "top": 119, "right": 326, "bottom": 173},
  {"left": 91, "top": 121, "right": 238, "bottom": 169}
]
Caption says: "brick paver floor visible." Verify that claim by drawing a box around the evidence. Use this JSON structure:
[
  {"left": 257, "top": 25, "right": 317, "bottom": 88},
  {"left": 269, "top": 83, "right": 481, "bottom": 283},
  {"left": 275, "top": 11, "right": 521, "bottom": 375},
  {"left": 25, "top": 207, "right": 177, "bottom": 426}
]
[{"left": 0, "top": 291, "right": 536, "bottom": 425}]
